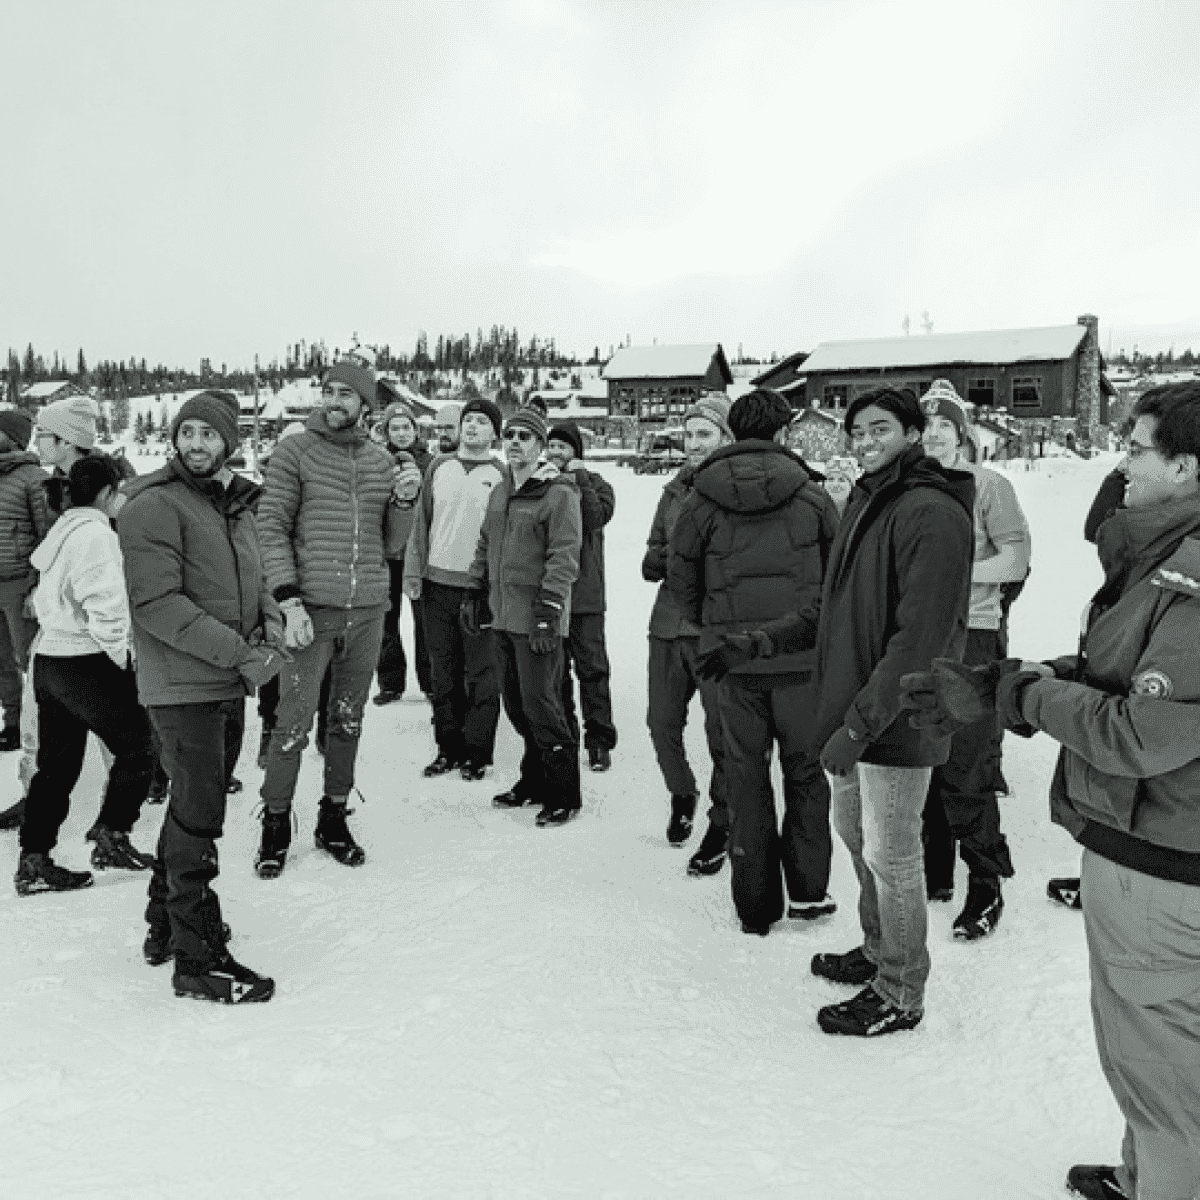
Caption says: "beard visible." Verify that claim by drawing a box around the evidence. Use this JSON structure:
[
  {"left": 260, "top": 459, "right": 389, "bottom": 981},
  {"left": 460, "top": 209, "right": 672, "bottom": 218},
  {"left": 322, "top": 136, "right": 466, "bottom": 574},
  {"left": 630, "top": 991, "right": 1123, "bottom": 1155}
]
[{"left": 181, "top": 447, "right": 227, "bottom": 478}]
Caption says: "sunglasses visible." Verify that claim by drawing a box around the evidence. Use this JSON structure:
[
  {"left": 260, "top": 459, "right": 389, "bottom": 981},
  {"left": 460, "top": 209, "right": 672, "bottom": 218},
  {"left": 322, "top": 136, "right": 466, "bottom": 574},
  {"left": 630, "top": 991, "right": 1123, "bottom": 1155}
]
[{"left": 502, "top": 428, "right": 536, "bottom": 443}]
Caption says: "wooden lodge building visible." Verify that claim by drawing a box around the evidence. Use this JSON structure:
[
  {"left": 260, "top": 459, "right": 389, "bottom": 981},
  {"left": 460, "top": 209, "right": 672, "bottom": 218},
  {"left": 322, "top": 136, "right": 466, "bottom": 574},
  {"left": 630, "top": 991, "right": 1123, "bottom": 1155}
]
[{"left": 603, "top": 343, "right": 732, "bottom": 426}]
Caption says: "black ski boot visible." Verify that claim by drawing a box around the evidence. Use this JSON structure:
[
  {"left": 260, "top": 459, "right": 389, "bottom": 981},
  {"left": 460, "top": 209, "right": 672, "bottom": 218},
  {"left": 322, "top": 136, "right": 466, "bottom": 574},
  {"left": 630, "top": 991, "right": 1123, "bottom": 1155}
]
[
  {"left": 667, "top": 794, "right": 696, "bottom": 846},
  {"left": 788, "top": 894, "right": 837, "bottom": 920},
  {"left": 14, "top": 852, "right": 93, "bottom": 896},
  {"left": 588, "top": 746, "right": 611, "bottom": 772},
  {"left": 424, "top": 752, "right": 460, "bottom": 777},
  {"left": 537, "top": 746, "right": 581, "bottom": 827},
  {"left": 1066, "top": 1164, "right": 1129, "bottom": 1199},
  {"left": 315, "top": 796, "right": 365, "bottom": 866},
  {"left": 1048, "top": 876, "right": 1082, "bottom": 910},
  {"left": 687, "top": 822, "right": 728, "bottom": 876},
  {"left": 810, "top": 946, "right": 877, "bottom": 986},
  {"left": 257, "top": 726, "right": 273, "bottom": 770},
  {"left": 493, "top": 782, "right": 539, "bottom": 808},
  {"left": 460, "top": 759, "right": 487, "bottom": 781},
  {"left": 817, "top": 986, "right": 922, "bottom": 1037},
  {"left": 255, "top": 808, "right": 292, "bottom": 880},
  {"left": 173, "top": 952, "right": 275, "bottom": 1004},
  {"left": 89, "top": 824, "right": 156, "bottom": 871},
  {"left": 0, "top": 798, "right": 24, "bottom": 830},
  {"left": 953, "top": 877, "right": 1003, "bottom": 940}
]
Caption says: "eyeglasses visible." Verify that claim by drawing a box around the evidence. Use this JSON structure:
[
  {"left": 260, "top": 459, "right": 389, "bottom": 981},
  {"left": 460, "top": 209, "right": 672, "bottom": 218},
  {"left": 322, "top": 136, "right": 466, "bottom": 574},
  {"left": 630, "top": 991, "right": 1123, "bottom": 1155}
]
[{"left": 502, "top": 429, "right": 535, "bottom": 443}]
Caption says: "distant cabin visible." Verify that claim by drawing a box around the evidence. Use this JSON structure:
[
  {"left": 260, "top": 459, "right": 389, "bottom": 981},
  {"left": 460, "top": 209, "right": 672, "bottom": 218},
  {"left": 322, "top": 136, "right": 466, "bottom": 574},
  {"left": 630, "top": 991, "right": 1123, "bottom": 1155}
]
[
  {"left": 603, "top": 343, "right": 732, "bottom": 425},
  {"left": 20, "top": 380, "right": 87, "bottom": 407}
]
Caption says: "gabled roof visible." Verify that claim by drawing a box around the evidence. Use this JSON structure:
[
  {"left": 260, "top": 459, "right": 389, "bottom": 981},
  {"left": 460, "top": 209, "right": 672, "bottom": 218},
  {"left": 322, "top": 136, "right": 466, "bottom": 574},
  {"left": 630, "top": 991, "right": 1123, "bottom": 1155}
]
[
  {"left": 22, "top": 380, "right": 82, "bottom": 400},
  {"left": 800, "top": 325, "right": 1088, "bottom": 374},
  {"left": 603, "top": 343, "right": 733, "bottom": 384},
  {"left": 752, "top": 351, "right": 809, "bottom": 388}
]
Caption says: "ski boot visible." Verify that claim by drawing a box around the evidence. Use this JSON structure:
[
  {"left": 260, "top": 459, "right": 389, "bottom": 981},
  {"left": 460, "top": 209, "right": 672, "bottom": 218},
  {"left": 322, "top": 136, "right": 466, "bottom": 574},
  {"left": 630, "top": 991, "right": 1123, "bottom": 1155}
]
[
  {"left": 817, "top": 986, "right": 922, "bottom": 1037},
  {"left": 173, "top": 953, "right": 274, "bottom": 1004},
  {"left": 314, "top": 796, "right": 365, "bottom": 866},
  {"left": 953, "top": 877, "right": 1003, "bottom": 940},
  {"left": 88, "top": 824, "right": 156, "bottom": 871},
  {"left": 666, "top": 794, "right": 696, "bottom": 846},
  {"left": 788, "top": 894, "right": 837, "bottom": 920},
  {"left": 686, "top": 822, "right": 728, "bottom": 876},
  {"left": 14, "top": 852, "right": 93, "bottom": 896},
  {"left": 811, "top": 946, "right": 877, "bottom": 986},
  {"left": 255, "top": 808, "right": 292, "bottom": 880}
]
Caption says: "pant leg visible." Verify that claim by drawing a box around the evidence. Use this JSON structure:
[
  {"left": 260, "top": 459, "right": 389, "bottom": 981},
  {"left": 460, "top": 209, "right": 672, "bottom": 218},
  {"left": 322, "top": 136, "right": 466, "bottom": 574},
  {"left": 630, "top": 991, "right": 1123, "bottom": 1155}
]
[
  {"left": 831, "top": 766, "right": 882, "bottom": 967},
  {"left": 498, "top": 632, "right": 545, "bottom": 799},
  {"left": 261, "top": 633, "right": 337, "bottom": 812},
  {"left": 772, "top": 681, "right": 832, "bottom": 904},
  {"left": 569, "top": 613, "right": 617, "bottom": 752},
  {"left": 507, "top": 634, "right": 580, "bottom": 811},
  {"left": 322, "top": 612, "right": 385, "bottom": 799},
  {"left": 560, "top": 642, "right": 580, "bottom": 746},
  {"left": 376, "top": 558, "right": 408, "bottom": 695},
  {"left": 148, "top": 720, "right": 171, "bottom": 794},
  {"left": 19, "top": 656, "right": 89, "bottom": 854},
  {"left": 80, "top": 658, "right": 154, "bottom": 834},
  {"left": 646, "top": 636, "right": 700, "bottom": 799},
  {"left": 921, "top": 781, "right": 957, "bottom": 894},
  {"left": 148, "top": 704, "right": 230, "bottom": 971},
  {"left": 412, "top": 581, "right": 432, "bottom": 694},
  {"left": 257, "top": 675, "right": 279, "bottom": 728},
  {"left": 1082, "top": 850, "right": 1200, "bottom": 1200},
  {"left": 316, "top": 662, "right": 332, "bottom": 745},
  {"left": 858, "top": 763, "right": 932, "bottom": 1013},
  {"left": 221, "top": 698, "right": 245, "bottom": 789},
  {"left": 17, "top": 631, "right": 41, "bottom": 796},
  {"left": 679, "top": 638, "right": 729, "bottom": 830},
  {"left": 460, "top": 626, "right": 501, "bottom": 763},
  {"left": 424, "top": 582, "right": 467, "bottom": 758},
  {"left": 718, "top": 677, "right": 783, "bottom": 928},
  {"left": 0, "top": 602, "right": 22, "bottom": 730}
]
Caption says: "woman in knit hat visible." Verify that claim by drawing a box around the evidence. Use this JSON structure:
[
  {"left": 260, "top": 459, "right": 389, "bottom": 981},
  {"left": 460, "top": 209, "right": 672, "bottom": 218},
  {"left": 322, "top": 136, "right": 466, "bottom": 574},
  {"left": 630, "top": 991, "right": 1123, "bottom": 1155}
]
[{"left": 34, "top": 394, "right": 97, "bottom": 475}]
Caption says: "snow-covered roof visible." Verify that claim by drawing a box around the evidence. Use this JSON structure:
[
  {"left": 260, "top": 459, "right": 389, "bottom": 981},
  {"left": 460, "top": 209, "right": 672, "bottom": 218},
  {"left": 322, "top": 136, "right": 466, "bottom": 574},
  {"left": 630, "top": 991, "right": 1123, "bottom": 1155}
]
[
  {"left": 801, "top": 325, "right": 1088, "bottom": 374},
  {"left": 603, "top": 343, "right": 732, "bottom": 383},
  {"left": 21, "top": 381, "right": 80, "bottom": 400}
]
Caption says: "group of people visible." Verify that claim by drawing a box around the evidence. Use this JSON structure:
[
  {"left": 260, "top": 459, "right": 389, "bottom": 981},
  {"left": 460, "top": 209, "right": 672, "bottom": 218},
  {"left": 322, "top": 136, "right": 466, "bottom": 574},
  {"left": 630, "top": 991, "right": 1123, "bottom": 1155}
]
[{"left": 1, "top": 362, "right": 1197, "bottom": 1200}]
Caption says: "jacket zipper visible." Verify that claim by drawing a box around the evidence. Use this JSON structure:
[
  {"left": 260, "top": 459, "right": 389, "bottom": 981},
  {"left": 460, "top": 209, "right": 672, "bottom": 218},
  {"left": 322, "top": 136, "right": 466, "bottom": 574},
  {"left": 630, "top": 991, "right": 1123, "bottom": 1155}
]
[{"left": 348, "top": 444, "right": 359, "bottom": 608}]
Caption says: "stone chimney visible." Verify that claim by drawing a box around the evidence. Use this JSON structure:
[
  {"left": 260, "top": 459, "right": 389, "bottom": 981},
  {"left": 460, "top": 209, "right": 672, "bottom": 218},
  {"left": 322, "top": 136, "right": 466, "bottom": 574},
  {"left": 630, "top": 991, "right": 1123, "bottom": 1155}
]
[{"left": 1076, "top": 314, "right": 1100, "bottom": 446}]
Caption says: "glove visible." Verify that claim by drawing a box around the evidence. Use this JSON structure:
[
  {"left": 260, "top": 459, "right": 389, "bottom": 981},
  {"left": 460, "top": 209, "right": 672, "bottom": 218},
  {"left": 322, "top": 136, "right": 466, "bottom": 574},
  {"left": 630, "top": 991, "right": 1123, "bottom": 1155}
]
[
  {"left": 280, "top": 598, "right": 314, "bottom": 650},
  {"left": 459, "top": 591, "right": 493, "bottom": 636},
  {"left": 529, "top": 593, "right": 561, "bottom": 655},
  {"left": 820, "top": 726, "right": 867, "bottom": 777},
  {"left": 238, "top": 645, "right": 291, "bottom": 690},
  {"left": 900, "top": 658, "right": 1025, "bottom": 737},
  {"left": 392, "top": 462, "right": 422, "bottom": 504},
  {"left": 696, "top": 631, "right": 774, "bottom": 682},
  {"left": 404, "top": 578, "right": 422, "bottom": 602}
]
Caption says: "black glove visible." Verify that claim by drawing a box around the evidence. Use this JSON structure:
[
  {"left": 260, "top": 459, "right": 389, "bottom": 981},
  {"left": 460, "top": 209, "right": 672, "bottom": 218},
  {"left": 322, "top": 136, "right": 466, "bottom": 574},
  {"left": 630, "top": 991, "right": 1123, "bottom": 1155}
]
[
  {"left": 899, "top": 657, "right": 1025, "bottom": 736},
  {"left": 696, "top": 631, "right": 774, "bottom": 682},
  {"left": 459, "top": 591, "right": 493, "bottom": 637},
  {"left": 529, "top": 593, "right": 561, "bottom": 655},
  {"left": 819, "top": 726, "right": 866, "bottom": 777}
]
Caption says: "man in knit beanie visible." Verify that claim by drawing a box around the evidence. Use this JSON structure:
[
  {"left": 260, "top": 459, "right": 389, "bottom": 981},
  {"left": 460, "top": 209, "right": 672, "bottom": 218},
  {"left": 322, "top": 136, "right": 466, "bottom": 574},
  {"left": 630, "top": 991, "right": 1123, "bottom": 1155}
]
[
  {"left": 460, "top": 396, "right": 503, "bottom": 443},
  {"left": 35, "top": 394, "right": 96, "bottom": 474},
  {"left": 683, "top": 394, "right": 733, "bottom": 441},
  {"left": 171, "top": 391, "right": 241, "bottom": 468},
  {"left": 920, "top": 380, "right": 976, "bottom": 462},
  {"left": 434, "top": 402, "right": 463, "bottom": 454},
  {"left": 504, "top": 406, "right": 548, "bottom": 445},
  {"left": 546, "top": 420, "right": 618, "bottom": 771},
  {"left": 324, "top": 359, "right": 378, "bottom": 413}
]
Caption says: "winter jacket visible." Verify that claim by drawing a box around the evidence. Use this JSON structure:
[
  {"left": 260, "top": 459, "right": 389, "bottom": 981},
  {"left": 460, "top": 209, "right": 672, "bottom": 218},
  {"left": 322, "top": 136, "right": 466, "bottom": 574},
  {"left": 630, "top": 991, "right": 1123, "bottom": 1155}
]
[
  {"left": 1083, "top": 468, "right": 1127, "bottom": 544},
  {"left": 667, "top": 441, "right": 839, "bottom": 677},
  {"left": 643, "top": 465, "right": 701, "bottom": 640},
  {"left": 118, "top": 460, "right": 280, "bottom": 706},
  {"left": 0, "top": 450, "right": 50, "bottom": 593},
  {"left": 961, "top": 461, "right": 1031, "bottom": 631},
  {"left": 405, "top": 452, "right": 505, "bottom": 592},
  {"left": 561, "top": 466, "right": 614, "bottom": 615},
  {"left": 258, "top": 409, "right": 394, "bottom": 610},
  {"left": 31, "top": 506, "right": 130, "bottom": 667},
  {"left": 383, "top": 442, "right": 432, "bottom": 560},
  {"left": 1018, "top": 493, "right": 1200, "bottom": 884},
  {"left": 813, "top": 444, "right": 975, "bottom": 767},
  {"left": 469, "top": 464, "right": 581, "bottom": 636}
]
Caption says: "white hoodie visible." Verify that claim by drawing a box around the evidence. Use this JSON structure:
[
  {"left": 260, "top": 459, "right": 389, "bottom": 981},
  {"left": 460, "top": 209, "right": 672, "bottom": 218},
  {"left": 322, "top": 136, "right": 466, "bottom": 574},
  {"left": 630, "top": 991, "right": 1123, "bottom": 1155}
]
[{"left": 30, "top": 507, "right": 130, "bottom": 667}]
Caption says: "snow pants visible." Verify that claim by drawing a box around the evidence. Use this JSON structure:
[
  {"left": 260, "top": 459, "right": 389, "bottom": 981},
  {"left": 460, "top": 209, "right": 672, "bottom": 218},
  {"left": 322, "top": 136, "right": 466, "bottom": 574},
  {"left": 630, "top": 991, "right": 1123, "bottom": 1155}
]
[
  {"left": 922, "top": 628, "right": 1014, "bottom": 892},
  {"left": 561, "top": 612, "right": 617, "bottom": 753},
  {"left": 260, "top": 606, "right": 384, "bottom": 812},
  {"left": 146, "top": 700, "right": 244, "bottom": 972},
  {"left": 718, "top": 673, "right": 829, "bottom": 927},
  {"left": 832, "top": 763, "right": 932, "bottom": 1014},
  {"left": 20, "top": 653, "right": 153, "bottom": 855},
  {"left": 646, "top": 635, "right": 727, "bottom": 828},
  {"left": 1082, "top": 850, "right": 1200, "bottom": 1200},
  {"left": 0, "top": 589, "right": 37, "bottom": 732},
  {"left": 148, "top": 699, "right": 244, "bottom": 793},
  {"left": 497, "top": 631, "right": 580, "bottom": 811},
  {"left": 423, "top": 581, "right": 500, "bottom": 764},
  {"left": 377, "top": 556, "right": 432, "bottom": 697}
]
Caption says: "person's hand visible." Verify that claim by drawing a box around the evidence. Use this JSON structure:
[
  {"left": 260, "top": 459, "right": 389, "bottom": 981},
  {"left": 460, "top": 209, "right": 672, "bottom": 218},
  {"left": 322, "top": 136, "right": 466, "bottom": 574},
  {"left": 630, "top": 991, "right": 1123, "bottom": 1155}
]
[
  {"left": 22, "top": 592, "right": 37, "bottom": 620},
  {"left": 238, "top": 645, "right": 291, "bottom": 690},
  {"left": 820, "top": 727, "right": 867, "bottom": 777},
  {"left": 263, "top": 615, "right": 286, "bottom": 650},
  {"left": 404, "top": 579, "right": 422, "bottom": 602},
  {"left": 900, "top": 658, "right": 1025, "bottom": 735},
  {"left": 392, "top": 462, "right": 422, "bottom": 504},
  {"left": 279, "top": 598, "right": 314, "bottom": 650},
  {"left": 696, "top": 631, "right": 774, "bottom": 682},
  {"left": 459, "top": 591, "right": 493, "bottom": 637},
  {"left": 529, "top": 593, "right": 561, "bottom": 654}
]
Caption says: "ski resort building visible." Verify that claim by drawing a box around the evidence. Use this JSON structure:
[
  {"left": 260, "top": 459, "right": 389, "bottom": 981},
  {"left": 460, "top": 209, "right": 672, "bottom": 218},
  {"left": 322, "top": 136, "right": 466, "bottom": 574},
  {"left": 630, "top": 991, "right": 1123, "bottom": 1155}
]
[{"left": 603, "top": 343, "right": 733, "bottom": 426}]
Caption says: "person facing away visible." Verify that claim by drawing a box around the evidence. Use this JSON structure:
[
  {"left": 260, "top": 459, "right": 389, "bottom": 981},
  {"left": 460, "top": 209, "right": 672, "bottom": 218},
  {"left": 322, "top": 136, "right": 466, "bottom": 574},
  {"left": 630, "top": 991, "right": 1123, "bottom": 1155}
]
[
  {"left": 669, "top": 389, "right": 840, "bottom": 936},
  {"left": 403, "top": 397, "right": 505, "bottom": 780},
  {"left": 119, "top": 391, "right": 285, "bottom": 1004}
]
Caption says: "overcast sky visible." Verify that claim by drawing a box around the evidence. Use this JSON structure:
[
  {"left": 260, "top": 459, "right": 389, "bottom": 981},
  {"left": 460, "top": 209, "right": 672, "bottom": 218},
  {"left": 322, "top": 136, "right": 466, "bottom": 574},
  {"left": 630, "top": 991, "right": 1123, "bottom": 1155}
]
[{"left": 3, "top": 0, "right": 1198, "bottom": 368}]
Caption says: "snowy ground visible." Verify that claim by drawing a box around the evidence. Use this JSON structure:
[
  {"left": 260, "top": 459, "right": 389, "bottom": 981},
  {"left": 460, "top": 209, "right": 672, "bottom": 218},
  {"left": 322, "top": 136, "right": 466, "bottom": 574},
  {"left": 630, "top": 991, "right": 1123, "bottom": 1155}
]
[{"left": 1, "top": 452, "right": 1123, "bottom": 1200}]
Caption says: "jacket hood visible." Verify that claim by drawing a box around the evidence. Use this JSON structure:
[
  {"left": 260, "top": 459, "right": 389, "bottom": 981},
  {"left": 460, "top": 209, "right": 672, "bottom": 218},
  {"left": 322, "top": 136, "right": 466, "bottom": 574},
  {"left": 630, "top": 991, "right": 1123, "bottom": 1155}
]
[
  {"left": 692, "top": 441, "right": 812, "bottom": 515},
  {"left": 1094, "top": 491, "right": 1200, "bottom": 601},
  {"left": 307, "top": 408, "right": 368, "bottom": 446},
  {"left": 507, "top": 461, "right": 578, "bottom": 500},
  {"left": 0, "top": 450, "right": 42, "bottom": 476},
  {"left": 121, "top": 458, "right": 261, "bottom": 515},
  {"left": 30, "top": 506, "right": 109, "bottom": 575}
]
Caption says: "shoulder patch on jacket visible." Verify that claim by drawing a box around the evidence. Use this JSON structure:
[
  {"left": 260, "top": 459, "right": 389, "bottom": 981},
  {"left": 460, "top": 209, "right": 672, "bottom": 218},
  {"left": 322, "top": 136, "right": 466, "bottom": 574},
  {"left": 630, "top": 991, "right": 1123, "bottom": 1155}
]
[
  {"left": 1131, "top": 668, "right": 1174, "bottom": 699},
  {"left": 1150, "top": 567, "right": 1200, "bottom": 596}
]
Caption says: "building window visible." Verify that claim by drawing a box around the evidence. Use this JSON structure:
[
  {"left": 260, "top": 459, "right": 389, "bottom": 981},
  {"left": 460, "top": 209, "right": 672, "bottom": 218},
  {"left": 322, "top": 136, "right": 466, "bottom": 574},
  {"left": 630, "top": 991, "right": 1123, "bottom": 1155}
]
[
  {"left": 823, "top": 384, "right": 849, "bottom": 409},
  {"left": 967, "top": 378, "right": 996, "bottom": 408},
  {"left": 1012, "top": 377, "right": 1042, "bottom": 409}
]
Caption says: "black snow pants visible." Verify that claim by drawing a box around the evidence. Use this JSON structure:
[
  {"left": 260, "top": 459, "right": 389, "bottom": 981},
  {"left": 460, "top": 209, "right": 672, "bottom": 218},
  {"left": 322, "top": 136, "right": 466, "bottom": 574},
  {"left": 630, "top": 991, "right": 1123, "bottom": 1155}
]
[
  {"left": 377, "top": 556, "right": 432, "bottom": 697},
  {"left": 561, "top": 611, "right": 617, "bottom": 752}
]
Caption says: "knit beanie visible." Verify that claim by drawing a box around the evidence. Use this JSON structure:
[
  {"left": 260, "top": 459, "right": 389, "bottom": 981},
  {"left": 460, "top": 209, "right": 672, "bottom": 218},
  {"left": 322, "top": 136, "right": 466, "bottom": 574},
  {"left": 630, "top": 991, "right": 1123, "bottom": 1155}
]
[
  {"left": 171, "top": 390, "right": 240, "bottom": 455},
  {"left": 728, "top": 389, "right": 793, "bottom": 442},
  {"left": 504, "top": 408, "right": 548, "bottom": 444},
  {"left": 435, "top": 402, "right": 463, "bottom": 429},
  {"left": 382, "top": 400, "right": 415, "bottom": 427},
  {"left": 324, "top": 359, "right": 377, "bottom": 409},
  {"left": 36, "top": 394, "right": 96, "bottom": 450},
  {"left": 920, "top": 379, "right": 970, "bottom": 447},
  {"left": 461, "top": 396, "right": 503, "bottom": 438},
  {"left": 0, "top": 409, "right": 34, "bottom": 450},
  {"left": 547, "top": 420, "right": 583, "bottom": 461},
  {"left": 683, "top": 394, "right": 732, "bottom": 439}
]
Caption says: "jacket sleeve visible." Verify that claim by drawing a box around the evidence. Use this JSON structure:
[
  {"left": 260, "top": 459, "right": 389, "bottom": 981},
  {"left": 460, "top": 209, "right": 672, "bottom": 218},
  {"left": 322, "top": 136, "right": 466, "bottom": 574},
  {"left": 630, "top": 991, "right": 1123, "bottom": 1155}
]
[
  {"left": 25, "top": 470, "right": 51, "bottom": 547},
  {"left": 576, "top": 470, "right": 615, "bottom": 534},
  {"left": 467, "top": 495, "right": 491, "bottom": 593},
  {"left": 256, "top": 441, "right": 304, "bottom": 602},
  {"left": 403, "top": 458, "right": 439, "bottom": 589},
  {"left": 1017, "top": 593, "right": 1200, "bottom": 778},
  {"left": 72, "top": 535, "right": 132, "bottom": 667},
  {"left": 641, "top": 487, "right": 672, "bottom": 582},
  {"left": 538, "top": 486, "right": 582, "bottom": 604},
  {"left": 119, "top": 497, "right": 249, "bottom": 670},
  {"left": 844, "top": 495, "right": 973, "bottom": 743},
  {"left": 665, "top": 494, "right": 707, "bottom": 626}
]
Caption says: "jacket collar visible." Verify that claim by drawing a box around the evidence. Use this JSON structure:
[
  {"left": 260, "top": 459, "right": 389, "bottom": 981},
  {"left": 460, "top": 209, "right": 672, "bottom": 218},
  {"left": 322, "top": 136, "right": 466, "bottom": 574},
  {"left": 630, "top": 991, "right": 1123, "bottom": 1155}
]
[
  {"left": 1094, "top": 492, "right": 1200, "bottom": 604},
  {"left": 307, "top": 408, "right": 367, "bottom": 447}
]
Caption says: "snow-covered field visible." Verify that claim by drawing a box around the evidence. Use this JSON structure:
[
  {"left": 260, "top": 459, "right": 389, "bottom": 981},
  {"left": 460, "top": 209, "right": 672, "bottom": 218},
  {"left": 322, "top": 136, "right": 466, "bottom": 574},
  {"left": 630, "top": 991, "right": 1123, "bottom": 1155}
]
[{"left": 1, "top": 452, "right": 1121, "bottom": 1200}]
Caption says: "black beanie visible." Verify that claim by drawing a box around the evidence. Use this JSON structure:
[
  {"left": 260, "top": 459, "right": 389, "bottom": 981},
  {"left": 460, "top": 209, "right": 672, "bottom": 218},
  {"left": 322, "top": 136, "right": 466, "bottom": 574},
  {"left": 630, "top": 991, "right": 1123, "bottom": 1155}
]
[
  {"left": 547, "top": 420, "right": 583, "bottom": 461},
  {"left": 172, "top": 390, "right": 240, "bottom": 455},
  {"left": 460, "top": 396, "right": 503, "bottom": 438},
  {"left": 728, "top": 389, "right": 794, "bottom": 441}
]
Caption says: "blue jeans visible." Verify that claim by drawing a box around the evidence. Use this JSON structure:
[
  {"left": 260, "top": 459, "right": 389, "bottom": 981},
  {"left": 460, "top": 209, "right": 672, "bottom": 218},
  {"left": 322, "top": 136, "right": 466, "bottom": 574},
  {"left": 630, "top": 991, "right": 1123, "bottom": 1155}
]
[{"left": 831, "top": 763, "right": 931, "bottom": 1013}]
